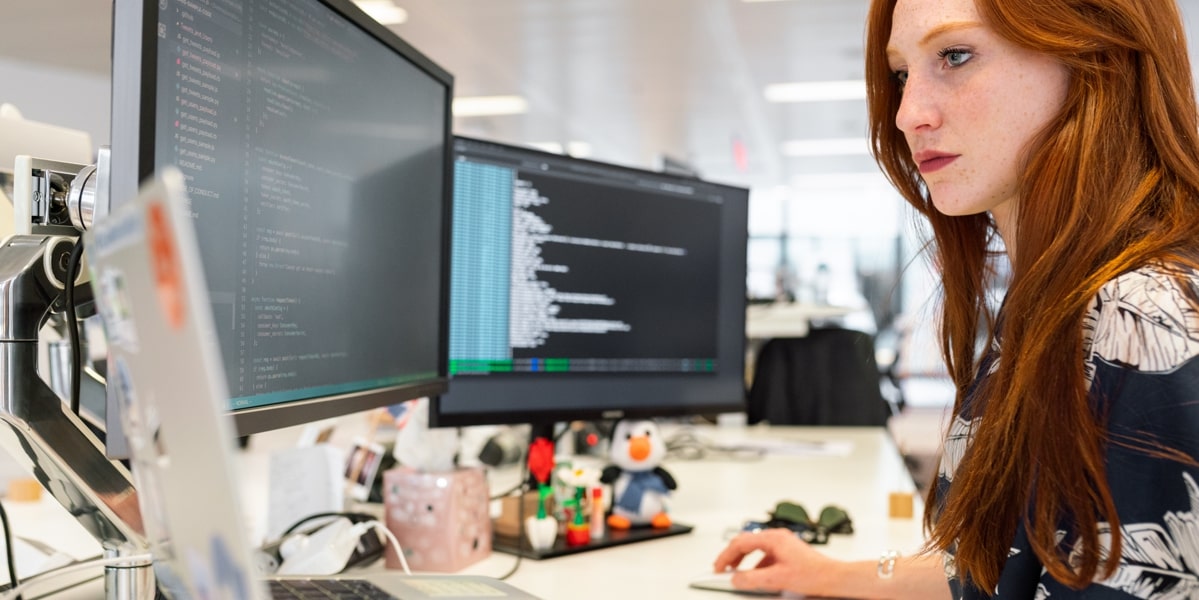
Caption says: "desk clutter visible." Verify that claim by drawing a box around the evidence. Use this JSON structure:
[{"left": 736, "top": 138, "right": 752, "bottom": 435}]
[
  {"left": 489, "top": 419, "right": 694, "bottom": 559},
  {"left": 256, "top": 411, "right": 924, "bottom": 581},
  {"left": 257, "top": 416, "right": 697, "bottom": 572},
  {"left": 5, "top": 423, "right": 925, "bottom": 598},
  {"left": 888, "top": 491, "right": 915, "bottom": 519},
  {"left": 262, "top": 401, "right": 498, "bottom": 574},
  {"left": 6, "top": 479, "right": 40, "bottom": 503},
  {"left": 382, "top": 467, "right": 492, "bottom": 572}
]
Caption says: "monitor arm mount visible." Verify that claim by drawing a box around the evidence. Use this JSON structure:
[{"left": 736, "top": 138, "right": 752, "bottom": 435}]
[{"left": 0, "top": 153, "right": 154, "bottom": 599}]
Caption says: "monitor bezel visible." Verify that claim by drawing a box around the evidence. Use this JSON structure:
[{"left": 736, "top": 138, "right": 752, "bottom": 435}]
[
  {"left": 109, "top": 0, "right": 454, "bottom": 444},
  {"left": 430, "top": 136, "right": 749, "bottom": 428}
]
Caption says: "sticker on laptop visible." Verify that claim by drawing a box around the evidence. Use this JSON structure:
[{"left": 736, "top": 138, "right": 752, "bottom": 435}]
[
  {"left": 94, "top": 267, "right": 139, "bottom": 352},
  {"left": 146, "top": 202, "right": 187, "bottom": 331},
  {"left": 181, "top": 535, "right": 254, "bottom": 600}
]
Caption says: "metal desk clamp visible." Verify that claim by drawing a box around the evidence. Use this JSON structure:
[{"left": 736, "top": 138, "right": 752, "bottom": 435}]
[{"left": 0, "top": 153, "right": 155, "bottom": 599}]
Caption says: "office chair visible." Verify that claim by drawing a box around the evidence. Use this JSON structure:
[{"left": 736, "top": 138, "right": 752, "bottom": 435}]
[{"left": 747, "top": 327, "right": 893, "bottom": 426}]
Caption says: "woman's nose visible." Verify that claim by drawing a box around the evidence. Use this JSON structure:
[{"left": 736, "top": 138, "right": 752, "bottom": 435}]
[{"left": 895, "top": 75, "right": 940, "bottom": 134}]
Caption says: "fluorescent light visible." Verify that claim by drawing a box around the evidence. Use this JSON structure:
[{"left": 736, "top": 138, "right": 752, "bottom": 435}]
[
  {"left": 765, "top": 80, "right": 866, "bottom": 103},
  {"left": 452, "top": 95, "right": 529, "bottom": 117},
  {"left": 526, "top": 141, "right": 593, "bottom": 158},
  {"left": 354, "top": 1, "right": 408, "bottom": 25},
  {"left": 566, "top": 141, "right": 592, "bottom": 158},
  {"left": 527, "top": 142, "right": 563, "bottom": 154},
  {"left": 780, "top": 138, "right": 870, "bottom": 157}
]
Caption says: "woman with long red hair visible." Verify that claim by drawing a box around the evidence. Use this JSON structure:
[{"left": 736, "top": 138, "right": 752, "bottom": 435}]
[{"left": 714, "top": 0, "right": 1199, "bottom": 597}]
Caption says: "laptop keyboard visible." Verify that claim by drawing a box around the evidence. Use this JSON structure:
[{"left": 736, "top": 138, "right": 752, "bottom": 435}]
[{"left": 268, "top": 578, "right": 396, "bottom": 599}]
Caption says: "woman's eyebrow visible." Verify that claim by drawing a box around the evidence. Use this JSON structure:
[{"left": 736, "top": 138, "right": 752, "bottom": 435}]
[{"left": 886, "top": 20, "right": 983, "bottom": 62}]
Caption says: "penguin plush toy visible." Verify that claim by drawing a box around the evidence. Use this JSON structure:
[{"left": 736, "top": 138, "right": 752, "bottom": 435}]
[{"left": 600, "top": 419, "right": 677, "bottom": 529}]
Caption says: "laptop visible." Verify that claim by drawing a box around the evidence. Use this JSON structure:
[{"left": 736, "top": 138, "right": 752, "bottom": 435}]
[{"left": 85, "top": 167, "right": 540, "bottom": 599}]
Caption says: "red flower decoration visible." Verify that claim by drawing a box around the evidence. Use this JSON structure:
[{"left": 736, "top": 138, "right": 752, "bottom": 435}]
[{"left": 527, "top": 437, "right": 555, "bottom": 484}]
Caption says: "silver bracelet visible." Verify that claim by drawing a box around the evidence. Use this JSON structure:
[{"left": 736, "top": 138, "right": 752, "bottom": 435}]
[{"left": 877, "top": 550, "right": 900, "bottom": 579}]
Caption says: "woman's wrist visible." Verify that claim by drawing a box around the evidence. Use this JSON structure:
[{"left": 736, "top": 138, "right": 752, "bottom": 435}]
[
  {"left": 877, "top": 550, "right": 900, "bottom": 579},
  {"left": 817, "top": 554, "right": 949, "bottom": 600}
]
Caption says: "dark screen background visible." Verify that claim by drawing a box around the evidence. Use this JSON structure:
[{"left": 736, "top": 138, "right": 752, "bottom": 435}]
[
  {"left": 516, "top": 171, "right": 720, "bottom": 360},
  {"left": 154, "top": 0, "right": 447, "bottom": 408}
]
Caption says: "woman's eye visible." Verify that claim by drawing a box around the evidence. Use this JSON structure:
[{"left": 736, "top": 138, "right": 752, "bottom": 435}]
[
  {"left": 893, "top": 70, "right": 909, "bottom": 87},
  {"left": 939, "top": 48, "right": 973, "bottom": 68}
]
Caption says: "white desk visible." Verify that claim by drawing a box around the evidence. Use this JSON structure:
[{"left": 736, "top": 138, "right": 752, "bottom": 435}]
[
  {"left": 4, "top": 425, "right": 923, "bottom": 599},
  {"left": 464, "top": 425, "right": 924, "bottom": 598}
]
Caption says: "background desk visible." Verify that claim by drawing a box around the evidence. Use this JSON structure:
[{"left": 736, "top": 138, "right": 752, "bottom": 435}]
[
  {"left": 3, "top": 425, "right": 924, "bottom": 599},
  {"left": 745, "top": 303, "right": 858, "bottom": 390},
  {"left": 746, "top": 303, "right": 855, "bottom": 340}
]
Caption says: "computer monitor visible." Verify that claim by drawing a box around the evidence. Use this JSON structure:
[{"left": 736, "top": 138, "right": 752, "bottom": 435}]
[
  {"left": 107, "top": 0, "right": 452, "bottom": 455},
  {"left": 431, "top": 136, "right": 749, "bottom": 429}
]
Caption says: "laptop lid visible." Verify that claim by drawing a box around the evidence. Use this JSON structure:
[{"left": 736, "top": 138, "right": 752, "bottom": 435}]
[{"left": 86, "top": 167, "right": 263, "bottom": 599}]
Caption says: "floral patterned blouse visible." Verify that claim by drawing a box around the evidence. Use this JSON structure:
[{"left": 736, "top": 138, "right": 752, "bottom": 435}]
[{"left": 942, "top": 265, "right": 1199, "bottom": 599}]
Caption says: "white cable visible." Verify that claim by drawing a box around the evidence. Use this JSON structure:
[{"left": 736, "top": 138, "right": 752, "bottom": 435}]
[
  {"left": 1, "top": 553, "right": 153, "bottom": 600},
  {"left": 364, "top": 521, "right": 410, "bottom": 575}
]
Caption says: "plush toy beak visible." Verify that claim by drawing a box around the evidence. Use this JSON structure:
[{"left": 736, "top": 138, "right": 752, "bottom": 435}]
[{"left": 628, "top": 435, "right": 651, "bottom": 461}]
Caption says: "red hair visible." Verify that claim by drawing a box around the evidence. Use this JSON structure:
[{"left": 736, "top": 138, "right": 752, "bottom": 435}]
[{"left": 866, "top": 0, "right": 1199, "bottom": 590}]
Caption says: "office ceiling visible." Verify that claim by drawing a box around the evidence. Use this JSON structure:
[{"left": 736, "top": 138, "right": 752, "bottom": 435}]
[
  {"left": 0, "top": 0, "right": 876, "bottom": 190},
  {"left": 394, "top": 0, "right": 877, "bottom": 189},
  {"left": 5, "top": 0, "right": 1199, "bottom": 191}
]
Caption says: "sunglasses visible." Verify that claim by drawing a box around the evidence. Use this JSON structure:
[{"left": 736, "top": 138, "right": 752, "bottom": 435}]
[{"left": 740, "top": 502, "right": 854, "bottom": 545}]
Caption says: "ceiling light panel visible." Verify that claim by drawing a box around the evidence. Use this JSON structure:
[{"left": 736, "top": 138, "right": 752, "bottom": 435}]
[
  {"left": 764, "top": 80, "right": 866, "bottom": 103},
  {"left": 452, "top": 95, "right": 529, "bottom": 117}
]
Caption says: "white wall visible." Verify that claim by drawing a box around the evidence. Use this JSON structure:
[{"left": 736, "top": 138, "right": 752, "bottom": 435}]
[
  {"left": 0, "top": 58, "right": 109, "bottom": 487},
  {"left": 0, "top": 57, "right": 110, "bottom": 151}
]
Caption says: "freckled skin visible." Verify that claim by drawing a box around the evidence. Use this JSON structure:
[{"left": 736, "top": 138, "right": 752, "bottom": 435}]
[{"left": 887, "top": 0, "right": 1070, "bottom": 245}]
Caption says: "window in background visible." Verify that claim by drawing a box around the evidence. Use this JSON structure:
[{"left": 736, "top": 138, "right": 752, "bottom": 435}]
[
  {"left": 746, "top": 174, "right": 908, "bottom": 331},
  {"left": 745, "top": 175, "right": 957, "bottom": 410}
]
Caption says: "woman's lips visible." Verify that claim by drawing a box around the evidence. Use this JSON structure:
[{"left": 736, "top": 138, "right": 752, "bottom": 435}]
[{"left": 918, "top": 155, "right": 957, "bottom": 174}]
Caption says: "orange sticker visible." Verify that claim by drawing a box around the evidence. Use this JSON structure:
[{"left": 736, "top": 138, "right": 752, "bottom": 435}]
[{"left": 147, "top": 202, "right": 186, "bottom": 330}]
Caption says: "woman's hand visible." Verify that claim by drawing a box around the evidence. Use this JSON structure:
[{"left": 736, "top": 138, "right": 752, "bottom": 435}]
[{"left": 712, "top": 528, "right": 843, "bottom": 596}]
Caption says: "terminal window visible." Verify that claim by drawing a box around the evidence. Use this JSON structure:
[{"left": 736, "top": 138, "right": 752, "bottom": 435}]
[{"left": 450, "top": 143, "right": 724, "bottom": 376}]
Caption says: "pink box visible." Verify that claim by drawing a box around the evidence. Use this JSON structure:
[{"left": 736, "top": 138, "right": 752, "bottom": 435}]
[{"left": 382, "top": 466, "right": 492, "bottom": 572}]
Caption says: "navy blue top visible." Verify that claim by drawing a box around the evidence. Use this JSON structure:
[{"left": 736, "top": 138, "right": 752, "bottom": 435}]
[{"left": 941, "top": 265, "right": 1199, "bottom": 599}]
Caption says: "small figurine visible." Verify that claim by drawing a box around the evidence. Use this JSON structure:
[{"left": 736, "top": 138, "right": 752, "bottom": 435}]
[
  {"left": 601, "top": 419, "right": 676, "bottom": 529},
  {"left": 556, "top": 465, "right": 602, "bottom": 546},
  {"left": 524, "top": 437, "right": 558, "bottom": 551}
]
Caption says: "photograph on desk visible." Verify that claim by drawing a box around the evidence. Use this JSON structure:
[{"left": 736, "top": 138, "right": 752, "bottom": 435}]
[{"left": 344, "top": 438, "right": 387, "bottom": 502}]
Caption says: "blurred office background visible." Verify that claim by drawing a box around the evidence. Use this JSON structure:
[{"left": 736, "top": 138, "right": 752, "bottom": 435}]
[{"left": 7, "top": 0, "right": 1199, "bottom": 487}]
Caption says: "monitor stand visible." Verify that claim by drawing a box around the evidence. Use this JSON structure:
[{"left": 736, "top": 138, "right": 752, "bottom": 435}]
[{"left": 0, "top": 233, "right": 155, "bottom": 598}]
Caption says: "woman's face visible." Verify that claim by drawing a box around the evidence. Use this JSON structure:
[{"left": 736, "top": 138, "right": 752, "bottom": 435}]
[{"left": 886, "top": 0, "right": 1069, "bottom": 226}]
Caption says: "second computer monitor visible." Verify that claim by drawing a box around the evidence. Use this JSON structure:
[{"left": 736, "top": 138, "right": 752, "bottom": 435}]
[
  {"left": 432, "top": 137, "right": 748, "bottom": 427},
  {"left": 109, "top": 0, "right": 453, "bottom": 443}
]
